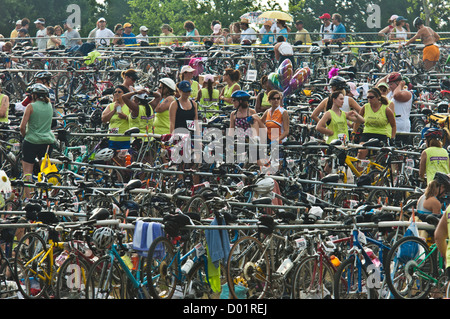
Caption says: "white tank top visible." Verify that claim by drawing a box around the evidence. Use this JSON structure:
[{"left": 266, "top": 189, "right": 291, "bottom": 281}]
[
  {"left": 341, "top": 96, "right": 351, "bottom": 112},
  {"left": 387, "top": 91, "right": 412, "bottom": 133}
]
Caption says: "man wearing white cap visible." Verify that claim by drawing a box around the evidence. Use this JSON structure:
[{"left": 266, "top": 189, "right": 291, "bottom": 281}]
[
  {"left": 136, "top": 26, "right": 149, "bottom": 43},
  {"left": 10, "top": 20, "right": 23, "bottom": 44},
  {"left": 95, "top": 17, "right": 115, "bottom": 46},
  {"left": 34, "top": 18, "right": 47, "bottom": 51}
]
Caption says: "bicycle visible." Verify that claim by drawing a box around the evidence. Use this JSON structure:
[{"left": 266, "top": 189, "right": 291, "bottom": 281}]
[{"left": 146, "top": 211, "right": 224, "bottom": 299}]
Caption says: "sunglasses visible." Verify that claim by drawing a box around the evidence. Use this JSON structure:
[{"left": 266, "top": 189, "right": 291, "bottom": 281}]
[
  {"left": 270, "top": 97, "right": 281, "bottom": 100},
  {"left": 367, "top": 95, "right": 376, "bottom": 99},
  {"left": 114, "top": 90, "right": 123, "bottom": 94}
]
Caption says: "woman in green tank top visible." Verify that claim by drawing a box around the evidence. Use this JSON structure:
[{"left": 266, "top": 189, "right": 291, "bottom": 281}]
[
  {"left": 354, "top": 87, "right": 396, "bottom": 160},
  {"left": 220, "top": 68, "right": 241, "bottom": 105},
  {"left": 19, "top": 84, "right": 56, "bottom": 198},
  {"left": 316, "top": 91, "right": 364, "bottom": 144},
  {"left": 197, "top": 75, "right": 220, "bottom": 119},
  {"left": 255, "top": 75, "right": 272, "bottom": 113}
]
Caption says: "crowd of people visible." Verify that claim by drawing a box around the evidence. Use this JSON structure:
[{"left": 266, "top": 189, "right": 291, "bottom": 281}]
[{"left": 1, "top": 11, "right": 450, "bottom": 272}]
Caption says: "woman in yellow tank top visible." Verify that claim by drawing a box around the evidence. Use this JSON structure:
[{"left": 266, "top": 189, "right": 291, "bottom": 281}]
[
  {"left": 255, "top": 75, "right": 272, "bottom": 113},
  {"left": 180, "top": 65, "right": 200, "bottom": 100},
  {"left": 316, "top": 91, "right": 364, "bottom": 144},
  {"left": 0, "top": 87, "right": 9, "bottom": 123},
  {"left": 197, "top": 74, "right": 220, "bottom": 119},
  {"left": 219, "top": 68, "right": 241, "bottom": 105},
  {"left": 153, "top": 78, "right": 176, "bottom": 135},
  {"left": 354, "top": 87, "right": 396, "bottom": 160}
]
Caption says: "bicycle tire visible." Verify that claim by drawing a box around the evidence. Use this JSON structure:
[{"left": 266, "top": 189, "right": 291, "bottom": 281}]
[
  {"left": 183, "top": 194, "right": 210, "bottom": 219},
  {"left": 55, "top": 254, "right": 91, "bottom": 299},
  {"left": 291, "top": 255, "right": 334, "bottom": 299},
  {"left": 226, "top": 235, "right": 270, "bottom": 299},
  {"left": 14, "top": 232, "right": 51, "bottom": 299},
  {"left": 333, "top": 255, "right": 377, "bottom": 299},
  {"left": 146, "top": 236, "right": 179, "bottom": 299},
  {"left": 85, "top": 255, "right": 126, "bottom": 299},
  {"left": 384, "top": 236, "right": 435, "bottom": 299}
]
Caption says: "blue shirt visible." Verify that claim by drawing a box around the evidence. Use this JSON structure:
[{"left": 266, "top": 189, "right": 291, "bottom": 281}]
[
  {"left": 261, "top": 31, "right": 275, "bottom": 44},
  {"left": 332, "top": 24, "right": 346, "bottom": 40},
  {"left": 122, "top": 33, "right": 137, "bottom": 45},
  {"left": 279, "top": 28, "right": 288, "bottom": 41}
]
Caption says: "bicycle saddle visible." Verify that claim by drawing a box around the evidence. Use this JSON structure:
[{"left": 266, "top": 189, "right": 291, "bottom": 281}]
[
  {"left": 124, "top": 127, "right": 140, "bottom": 135},
  {"left": 321, "top": 174, "right": 340, "bottom": 184},
  {"left": 89, "top": 208, "right": 111, "bottom": 221},
  {"left": 252, "top": 197, "right": 272, "bottom": 205},
  {"left": 124, "top": 179, "right": 142, "bottom": 191},
  {"left": 302, "top": 140, "right": 319, "bottom": 147},
  {"left": 421, "top": 108, "right": 433, "bottom": 116},
  {"left": 362, "top": 138, "right": 381, "bottom": 147},
  {"left": 329, "top": 139, "right": 343, "bottom": 146}
]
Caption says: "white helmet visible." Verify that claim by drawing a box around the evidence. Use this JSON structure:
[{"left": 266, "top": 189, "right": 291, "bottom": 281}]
[
  {"left": 95, "top": 148, "right": 115, "bottom": 161},
  {"left": 309, "top": 206, "right": 323, "bottom": 219},
  {"left": 254, "top": 177, "right": 275, "bottom": 195},
  {"left": 92, "top": 227, "right": 115, "bottom": 249},
  {"left": 159, "top": 77, "right": 176, "bottom": 91},
  {"left": 309, "top": 46, "right": 321, "bottom": 54}
]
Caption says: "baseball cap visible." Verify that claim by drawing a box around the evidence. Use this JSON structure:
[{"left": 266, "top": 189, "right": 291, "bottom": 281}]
[
  {"left": 139, "top": 26, "right": 148, "bottom": 31},
  {"left": 387, "top": 72, "right": 402, "bottom": 83},
  {"left": 396, "top": 16, "right": 407, "bottom": 21},
  {"left": 203, "top": 74, "right": 215, "bottom": 83},
  {"left": 34, "top": 18, "right": 45, "bottom": 25},
  {"left": 180, "top": 65, "right": 195, "bottom": 74},
  {"left": 347, "top": 82, "right": 358, "bottom": 97},
  {"left": 389, "top": 15, "right": 399, "bottom": 21},
  {"left": 97, "top": 17, "right": 106, "bottom": 22},
  {"left": 15, "top": 20, "right": 22, "bottom": 25},
  {"left": 378, "top": 82, "right": 389, "bottom": 90},
  {"left": 177, "top": 80, "right": 192, "bottom": 92},
  {"left": 263, "top": 20, "right": 273, "bottom": 26},
  {"left": 319, "top": 13, "right": 331, "bottom": 20},
  {"left": 123, "top": 23, "right": 132, "bottom": 28}
]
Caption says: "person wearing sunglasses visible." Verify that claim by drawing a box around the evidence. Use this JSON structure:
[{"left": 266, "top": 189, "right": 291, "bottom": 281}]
[
  {"left": 353, "top": 87, "right": 396, "bottom": 160},
  {"left": 316, "top": 91, "right": 364, "bottom": 145},
  {"left": 261, "top": 90, "right": 290, "bottom": 144},
  {"left": 121, "top": 69, "right": 139, "bottom": 92},
  {"left": 101, "top": 85, "right": 131, "bottom": 150}
]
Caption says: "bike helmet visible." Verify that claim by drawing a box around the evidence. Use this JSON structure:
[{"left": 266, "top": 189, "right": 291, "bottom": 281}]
[
  {"left": 424, "top": 127, "right": 443, "bottom": 140},
  {"left": 33, "top": 70, "right": 53, "bottom": 81},
  {"left": 92, "top": 227, "right": 115, "bottom": 249},
  {"left": 329, "top": 76, "right": 347, "bottom": 89},
  {"left": 413, "top": 17, "right": 424, "bottom": 27},
  {"left": 159, "top": 77, "right": 176, "bottom": 91},
  {"left": 231, "top": 90, "right": 251, "bottom": 101},
  {"left": 29, "top": 83, "right": 49, "bottom": 96},
  {"left": 254, "top": 177, "right": 275, "bottom": 195},
  {"left": 94, "top": 148, "right": 115, "bottom": 161},
  {"left": 434, "top": 172, "right": 450, "bottom": 190},
  {"left": 309, "top": 44, "right": 321, "bottom": 54},
  {"left": 387, "top": 72, "right": 402, "bottom": 83}
]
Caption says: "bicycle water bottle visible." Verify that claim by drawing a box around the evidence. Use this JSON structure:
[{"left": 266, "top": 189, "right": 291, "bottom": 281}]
[
  {"left": 330, "top": 255, "right": 341, "bottom": 267},
  {"left": 181, "top": 259, "right": 194, "bottom": 274},
  {"left": 125, "top": 154, "right": 131, "bottom": 166}
]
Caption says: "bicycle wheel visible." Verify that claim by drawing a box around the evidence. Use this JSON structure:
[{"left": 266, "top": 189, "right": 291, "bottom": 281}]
[
  {"left": 291, "top": 255, "right": 334, "bottom": 299},
  {"left": 85, "top": 255, "right": 125, "bottom": 299},
  {"left": 14, "top": 232, "right": 51, "bottom": 299},
  {"left": 183, "top": 259, "right": 226, "bottom": 299},
  {"left": 384, "top": 236, "right": 435, "bottom": 299},
  {"left": 146, "top": 236, "right": 179, "bottom": 299},
  {"left": 183, "top": 194, "right": 210, "bottom": 219},
  {"left": 333, "top": 255, "right": 376, "bottom": 299},
  {"left": 226, "top": 235, "right": 270, "bottom": 299},
  {"left": 55, "top": 254, "right": 91, "bottom": 299}
]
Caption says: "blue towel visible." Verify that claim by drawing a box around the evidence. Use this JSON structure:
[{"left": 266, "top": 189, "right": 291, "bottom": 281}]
[
  {"left": 205, "top": 217, "right": 231, "bottom": 268},
  {"left": 132, "top": 221, "right": 164, "bottom": 257}
]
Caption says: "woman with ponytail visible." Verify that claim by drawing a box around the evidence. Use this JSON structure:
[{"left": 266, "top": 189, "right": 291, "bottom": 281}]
[{"left": 198, "top": 74, "right": 220, "bottom": 118}]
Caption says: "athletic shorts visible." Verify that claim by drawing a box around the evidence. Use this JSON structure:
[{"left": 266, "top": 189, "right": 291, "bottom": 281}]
[
  {"left": 108, "top": 140, "right": 130, "bottom": 150},
  {"left": 423, "top": 44, "right": 440, "bottom": 62},
  {"left": 360, "top": 133, "right": 388, "bottom": 144},
  {"left": 22, "top": 140, "right": 53, "bottom": 164}
]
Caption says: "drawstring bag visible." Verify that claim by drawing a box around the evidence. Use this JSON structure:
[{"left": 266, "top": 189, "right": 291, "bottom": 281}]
[{"left": 38, "top": 153, "right": 60, "bottom": 186}]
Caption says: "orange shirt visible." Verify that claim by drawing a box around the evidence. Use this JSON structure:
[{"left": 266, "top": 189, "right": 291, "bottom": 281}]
[{"left": 265, "top": 106, "right": 286, "bottom": 142}]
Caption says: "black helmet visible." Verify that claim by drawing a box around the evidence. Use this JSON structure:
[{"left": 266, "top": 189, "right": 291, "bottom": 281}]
[
  {"left": 329, "top": 76, "right": 347, "bottom": 89},
  {"left": 413, "top": 17, "right": 424, "bottom": 27},
  {"left": 434, "top": 172, "right": 450, "bottom": 189}
]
